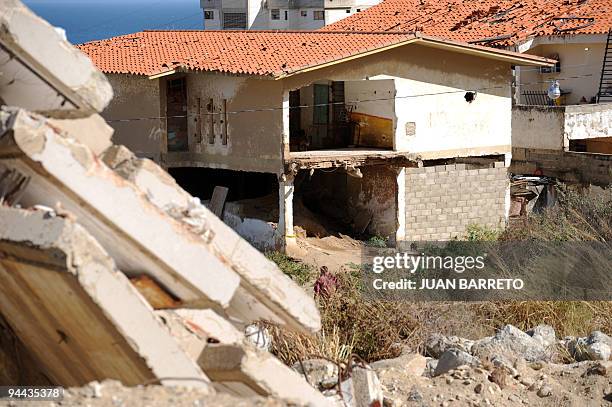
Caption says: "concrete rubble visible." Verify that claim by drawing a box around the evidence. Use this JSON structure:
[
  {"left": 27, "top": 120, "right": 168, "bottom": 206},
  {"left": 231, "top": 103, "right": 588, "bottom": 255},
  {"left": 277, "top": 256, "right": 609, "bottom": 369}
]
[
  {"left": 0, "top": 207, "right": 211, "bottom": 389},
  {"left": 0, "top": 1, "right": 331, "bottom": 405}
]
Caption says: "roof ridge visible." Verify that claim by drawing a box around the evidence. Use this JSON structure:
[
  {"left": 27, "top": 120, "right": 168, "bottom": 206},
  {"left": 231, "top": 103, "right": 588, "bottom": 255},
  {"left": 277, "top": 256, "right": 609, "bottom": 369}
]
[{"left": 139, "top": 29, "right": 415, "bottom": 35}]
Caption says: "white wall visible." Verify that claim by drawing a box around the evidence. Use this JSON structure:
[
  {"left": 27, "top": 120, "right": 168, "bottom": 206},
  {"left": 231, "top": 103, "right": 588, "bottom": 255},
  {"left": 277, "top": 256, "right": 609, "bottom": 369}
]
[
  {"left": 345, "top": 78, "right": 395, "bottom": 119},
  {"left": 283, "top": 44, "right": 514, "bottom": 159},
  {"left": 518, "top": 37, "right": 606, "bottom": 105},
  {"left": 393, "top": 76, "right": 511, "bottom": 156}
]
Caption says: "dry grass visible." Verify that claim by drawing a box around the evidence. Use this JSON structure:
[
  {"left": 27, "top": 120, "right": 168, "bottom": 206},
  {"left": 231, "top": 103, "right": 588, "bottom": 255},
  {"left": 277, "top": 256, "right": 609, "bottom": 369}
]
[{"left": 268, "top": 185, "right": 612, "bottom": 365}]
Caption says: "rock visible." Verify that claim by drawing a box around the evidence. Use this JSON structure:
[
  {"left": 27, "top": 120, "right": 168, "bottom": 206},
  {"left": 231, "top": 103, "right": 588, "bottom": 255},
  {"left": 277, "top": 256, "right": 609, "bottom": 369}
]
[
  {"left": 527, "top": 325, "right": 556, "bottom": 348},
  {"left": 425, "top": 358, "right": 438, "bottom": 377},
  {"left": 407, "top": 387, "right": 423, "bottom": 401},
  {"left": 537, "top": 384, "right": 552, "bottom": 397},
  {"left": 587, "top": 361, "right": 612, "bottom": 376},
  {"left": 588, "top": 331, "right": 612, "bottom": 347},
  {"left": 520, "top": 377, "right": 535, "bottom": 387},
  {"left": 490, "top": 355, "right": 518, "bottom": 377},
  {"left": 565, "top": 332, "right": 612, "bottom": 361},
  {"left": 370, "top": 353, "right": 427, "bottom": 377},
  {"left": 426, "top": 334, "right": 475, "bottom": 358},
  {"left": 472, "top": 325, "right": 547, "bottom": 362},
  {"left": 433, "top": 349, "right": 480, "bottom": 377},
  {"left": 586, "top": 342, "right": 611, "bottom": 361},
  {"left": 291, "top": 359, "right": 338, "bottom": 390},
  {"left": 352, "top": 366, "right": 383, "bottom": 407}
]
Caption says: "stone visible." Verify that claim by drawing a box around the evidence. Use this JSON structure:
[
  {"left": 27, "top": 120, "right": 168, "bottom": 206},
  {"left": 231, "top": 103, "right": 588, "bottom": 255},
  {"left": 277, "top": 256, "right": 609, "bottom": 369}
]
[
  {"left": 370, "top": 353, "right": 427, "bottom": 377},
  {"left": 588, "top": 331, "right": 612, "bottom": 347},
  {"left": 537, "top": 384, "right": 552, "bottom": 397},
  {"left": 407, "top": 387, "right": 423, "bottom": 401},
  {"left": 566, "top": 332, "right": 612, "bottom": 361},
  {"left": 352, "top": 366, "right": 383, "bottom": 407},
  {"left": 587, "top": 361, "right": 612, "bottom": 376},
  {"left": 425, "top": 358, "right": 438, "bottom": 377},
  {"left": 426, "top": 334, "right": 475, "bottom": 358},
  {"left": 472, "top": 325, "right": 547, "bottom": 362},
  {"left": 527, "top": 325, "right": 556, "bottom": 348},
  {"left": 586, "top": 342, "right": 611, "bottom": 361},
  {"left": 291, "top": 359, "right": 338, "bottom": 391},
  {"left": 433, "top": 349, "right": 480, "bottom": 377}
]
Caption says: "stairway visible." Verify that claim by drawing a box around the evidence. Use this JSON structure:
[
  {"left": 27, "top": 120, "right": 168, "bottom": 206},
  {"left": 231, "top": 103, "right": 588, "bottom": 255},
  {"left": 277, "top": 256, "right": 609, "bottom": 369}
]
[{"left": 597, "top": 29, "right": 612, "bottom": 103}]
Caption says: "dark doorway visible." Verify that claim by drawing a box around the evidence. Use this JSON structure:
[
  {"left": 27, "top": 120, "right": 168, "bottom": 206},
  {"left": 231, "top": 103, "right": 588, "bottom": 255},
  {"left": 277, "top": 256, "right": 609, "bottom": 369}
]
[
  {"left": 168, "top": 167, "right": 277, "bottom": 202},
  {"left": 166, "top": 78, "right": 188, "bottom": 152}
]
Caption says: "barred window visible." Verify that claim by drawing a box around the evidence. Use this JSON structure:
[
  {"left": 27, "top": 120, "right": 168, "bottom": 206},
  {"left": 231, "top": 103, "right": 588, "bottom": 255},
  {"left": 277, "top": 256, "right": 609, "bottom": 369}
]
[
  {"left": 313, "top": 10, "right": 324, "bottom": 20},
  {"left": 271, "top": 9, "right": 280, "bottom": 20},
  {"left": 222, "top": 12, "right": 247, "bottom": 29}
]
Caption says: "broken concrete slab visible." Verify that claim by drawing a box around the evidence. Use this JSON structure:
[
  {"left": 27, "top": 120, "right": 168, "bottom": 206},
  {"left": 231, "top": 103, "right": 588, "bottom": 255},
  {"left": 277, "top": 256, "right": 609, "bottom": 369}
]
[
  {"left": 0, "top": 107, "right": 240, "bottom": 310},
  {"left": 48, "top": 114, "right": 114, "bottom": 156},
  {"left": 102, "top": 145, "right": 321, "bottom": 334},
  {"left": 0, "top": 206, "right": 211, "bottom": 389},
  {"left": 157, "top": 309, "right": 333, "bottom": 406},
  {"left": 0, "top": 0, "right": 113, "bottom": 115}
]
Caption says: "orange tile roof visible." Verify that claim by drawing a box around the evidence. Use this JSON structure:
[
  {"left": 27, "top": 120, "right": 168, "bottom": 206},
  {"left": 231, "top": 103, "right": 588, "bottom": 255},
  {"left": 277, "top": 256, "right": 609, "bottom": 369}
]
[
  {"left": 78, "top": 30, "right": 552, "bottom": 78},
  {"left": 78, "top": 30, "right": 414, "bottom": 77},
  {"left": 322, "top": 0, "right": 612, "bottom": 47}
]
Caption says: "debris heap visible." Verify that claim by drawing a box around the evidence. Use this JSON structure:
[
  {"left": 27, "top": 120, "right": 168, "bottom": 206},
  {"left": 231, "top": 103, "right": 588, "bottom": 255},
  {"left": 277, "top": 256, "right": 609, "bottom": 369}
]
[{"left": 0, "top": 2, "right": 330, "bottom": 406}]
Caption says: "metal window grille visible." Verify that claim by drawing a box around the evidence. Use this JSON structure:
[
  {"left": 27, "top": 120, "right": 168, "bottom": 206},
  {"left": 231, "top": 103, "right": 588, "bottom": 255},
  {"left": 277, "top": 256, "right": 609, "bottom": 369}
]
[{"left": 222, "top": 12, "right": 247, "bottom": 29}]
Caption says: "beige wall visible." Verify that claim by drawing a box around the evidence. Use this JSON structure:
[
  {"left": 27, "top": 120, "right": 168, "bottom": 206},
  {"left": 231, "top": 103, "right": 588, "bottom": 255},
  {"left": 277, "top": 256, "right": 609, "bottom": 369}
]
[
  {"left": 163, "top": 73, "right": 284, "bottom": 173},
  {"left": 103, "top": 74, "right": 162, "bottom": 160},
  {"left": 282, "top": 44, "right": 514, "bottom": 158},
  {"left": 512, "top": 105, "right": 566, "bottom": 150},
  {"left": 520, "top": 40, "right": 606, "bottom": 105},
  {"left": 405, "top": 162, "right": 509, "bottom": 241}
]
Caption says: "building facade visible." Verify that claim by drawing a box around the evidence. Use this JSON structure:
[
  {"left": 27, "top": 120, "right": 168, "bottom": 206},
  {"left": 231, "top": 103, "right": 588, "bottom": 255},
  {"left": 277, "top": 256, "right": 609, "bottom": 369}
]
[{"left": 200, "top": 0, "right": 379, "bottom": 30}]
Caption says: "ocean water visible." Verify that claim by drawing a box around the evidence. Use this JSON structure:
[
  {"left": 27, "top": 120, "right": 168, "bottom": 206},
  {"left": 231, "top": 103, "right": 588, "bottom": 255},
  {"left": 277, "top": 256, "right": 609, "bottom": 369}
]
[{"left": 23, "top": 0, "right": 203, "bottom": 44}]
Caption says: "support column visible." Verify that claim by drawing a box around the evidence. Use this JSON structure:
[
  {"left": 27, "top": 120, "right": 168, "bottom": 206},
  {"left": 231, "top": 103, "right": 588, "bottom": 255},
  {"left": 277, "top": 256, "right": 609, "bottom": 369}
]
[
  {"left": 277, "top": 90, "right": 295, "bottom": 252},
  {"left": 277, "top": 176, "right": 295, "bottom": 252}
]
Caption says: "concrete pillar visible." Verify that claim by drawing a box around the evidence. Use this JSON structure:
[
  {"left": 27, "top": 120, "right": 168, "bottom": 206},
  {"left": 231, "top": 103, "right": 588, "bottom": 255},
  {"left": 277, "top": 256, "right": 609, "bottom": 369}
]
[
  {"left": 281, "top": 90, "right": 290, "bottom": 156},
  {"left": 395, "top": 167, "right": 406, "bottom": 247},
  {"left": 277, "top": 177, "right": 295, "bottom": 251}
]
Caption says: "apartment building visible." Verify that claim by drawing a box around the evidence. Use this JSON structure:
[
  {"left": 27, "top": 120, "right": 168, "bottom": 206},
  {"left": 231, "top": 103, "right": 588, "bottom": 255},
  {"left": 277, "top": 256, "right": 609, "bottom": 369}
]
[{"left": 200, "top": 0, "right": 379, "bottom": 30}]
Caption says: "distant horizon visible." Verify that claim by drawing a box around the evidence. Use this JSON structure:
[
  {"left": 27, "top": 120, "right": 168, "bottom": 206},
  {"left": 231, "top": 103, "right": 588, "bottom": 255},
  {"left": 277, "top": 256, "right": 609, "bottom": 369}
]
[{"left": 23, "top": 0, "right": 203, "bottom": 44}]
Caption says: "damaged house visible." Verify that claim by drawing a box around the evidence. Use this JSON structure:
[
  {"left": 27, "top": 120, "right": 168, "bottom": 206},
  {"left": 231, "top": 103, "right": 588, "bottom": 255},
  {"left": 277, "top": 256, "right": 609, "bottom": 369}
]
[
  {"left": 324, "top": 0, "right": 612, "bottom": 210},
  {"left": 79, "top": 30, "right": 552, "bottom": 248}
]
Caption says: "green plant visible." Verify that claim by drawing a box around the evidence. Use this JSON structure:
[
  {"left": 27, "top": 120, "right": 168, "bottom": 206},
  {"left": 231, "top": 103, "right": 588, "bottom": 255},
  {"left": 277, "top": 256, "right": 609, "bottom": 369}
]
[
  {"left": 464, "top": 224, "right": 501, "bottom": 241},
  {"left": 366, "top": 235, "right": 388, "bottom": 248},
  {"left": 265, "top": 251, "right": 316, "bottom": 285}
]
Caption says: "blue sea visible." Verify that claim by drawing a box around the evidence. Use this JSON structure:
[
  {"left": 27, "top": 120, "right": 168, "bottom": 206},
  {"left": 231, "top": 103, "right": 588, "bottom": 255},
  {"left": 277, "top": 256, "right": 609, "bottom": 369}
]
[{"left": 23, "top": 0, "right": 204, "bottom": 44}]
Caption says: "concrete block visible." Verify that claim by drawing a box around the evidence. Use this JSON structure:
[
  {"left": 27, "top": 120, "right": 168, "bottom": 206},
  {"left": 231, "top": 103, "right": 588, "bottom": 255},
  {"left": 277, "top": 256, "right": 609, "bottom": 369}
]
[
  {"left": 0, "top": 107, "right": 240, "bottom": 309},
  {"left": 0, "top": 0, "right": 112, "bottom": 115},
  {"left": 154, "top": 309, "right": 332, "bottom": 404},
  {"left": 48, "top": 114, "right": 113, "bottom": 156},
  {"left": 0, "top": 207, "right": 211, "bottom": 389}
]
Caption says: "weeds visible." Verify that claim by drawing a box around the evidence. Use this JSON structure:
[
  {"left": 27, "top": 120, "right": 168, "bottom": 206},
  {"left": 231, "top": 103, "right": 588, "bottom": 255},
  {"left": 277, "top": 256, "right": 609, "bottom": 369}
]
[
  {"left": 265, "top": 251, "right": 316, "bottom": 285},
  {"left": 268, "top": 185, "right": 612, "bottom": 366},
  {"left": 365, "top": 235, "right": 388, "bottom": 248}
]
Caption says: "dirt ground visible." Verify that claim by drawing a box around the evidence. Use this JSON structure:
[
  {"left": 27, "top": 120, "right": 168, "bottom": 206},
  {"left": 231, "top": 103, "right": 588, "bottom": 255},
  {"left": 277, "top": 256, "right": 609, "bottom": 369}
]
[
  {"left": 378, "top": 360, "right": 612, "bottom": 407},
  {"left": 288, "top": 235, "right": 364, "bottom": 273}
]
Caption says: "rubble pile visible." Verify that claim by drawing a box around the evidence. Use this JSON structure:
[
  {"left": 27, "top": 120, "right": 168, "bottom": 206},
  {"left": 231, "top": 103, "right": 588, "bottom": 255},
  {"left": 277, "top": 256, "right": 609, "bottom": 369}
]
[
  {"left": 0, "top": 2, "right": 334, "bottom": 406},
  {"left": 294, "top": 325, "right": 612, "bottom": 406}
]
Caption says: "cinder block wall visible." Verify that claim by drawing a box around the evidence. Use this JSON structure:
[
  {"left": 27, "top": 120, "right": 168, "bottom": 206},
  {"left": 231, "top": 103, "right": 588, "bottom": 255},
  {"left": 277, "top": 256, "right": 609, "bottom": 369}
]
[{"left": 404, "top": 162, "right": 509, "bottom": 241}]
